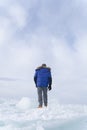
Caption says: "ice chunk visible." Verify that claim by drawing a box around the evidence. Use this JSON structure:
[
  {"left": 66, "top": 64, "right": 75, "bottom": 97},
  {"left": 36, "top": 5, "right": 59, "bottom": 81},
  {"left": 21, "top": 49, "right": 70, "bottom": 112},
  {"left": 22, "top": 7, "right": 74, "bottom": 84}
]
[{"left": 16, "top": 97, "right": 31, "bottom": 110}]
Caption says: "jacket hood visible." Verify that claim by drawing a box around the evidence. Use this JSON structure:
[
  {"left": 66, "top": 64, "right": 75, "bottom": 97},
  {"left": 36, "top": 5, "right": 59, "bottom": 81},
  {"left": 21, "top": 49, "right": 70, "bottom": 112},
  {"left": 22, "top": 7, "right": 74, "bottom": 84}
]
[{"left": 36, "top": 66, "right": 51, "bottom": 70}]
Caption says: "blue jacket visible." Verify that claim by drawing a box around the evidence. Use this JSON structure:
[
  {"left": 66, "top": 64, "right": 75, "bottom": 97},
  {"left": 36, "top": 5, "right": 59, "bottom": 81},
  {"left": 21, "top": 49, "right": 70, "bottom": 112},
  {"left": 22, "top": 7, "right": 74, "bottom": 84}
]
[{"left": 34, "top": 66, "right": 52, "bottom": 87}]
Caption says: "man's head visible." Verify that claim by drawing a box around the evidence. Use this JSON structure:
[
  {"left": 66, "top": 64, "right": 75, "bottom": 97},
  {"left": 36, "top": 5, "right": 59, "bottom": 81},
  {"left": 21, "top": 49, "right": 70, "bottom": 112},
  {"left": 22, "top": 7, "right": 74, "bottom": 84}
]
[{"left": 42, "top": 64, "right": 46, "bottom": 67}]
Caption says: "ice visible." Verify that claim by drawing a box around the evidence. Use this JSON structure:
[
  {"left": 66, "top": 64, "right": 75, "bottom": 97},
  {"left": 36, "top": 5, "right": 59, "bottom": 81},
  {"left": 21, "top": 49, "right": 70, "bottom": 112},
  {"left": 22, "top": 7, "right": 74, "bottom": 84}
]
[
  {"left": 16, "top": 97, "right": 31, "bottom": 110},
  {"left": 0, "top": 97, "right": 87, "bottom": 130}
]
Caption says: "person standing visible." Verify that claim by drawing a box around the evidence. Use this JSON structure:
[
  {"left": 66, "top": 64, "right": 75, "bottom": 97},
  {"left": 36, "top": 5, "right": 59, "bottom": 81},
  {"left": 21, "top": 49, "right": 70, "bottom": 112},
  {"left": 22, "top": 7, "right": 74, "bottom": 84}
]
[{"left": 34, "top": 64, "right": 52, "bottom": 108}]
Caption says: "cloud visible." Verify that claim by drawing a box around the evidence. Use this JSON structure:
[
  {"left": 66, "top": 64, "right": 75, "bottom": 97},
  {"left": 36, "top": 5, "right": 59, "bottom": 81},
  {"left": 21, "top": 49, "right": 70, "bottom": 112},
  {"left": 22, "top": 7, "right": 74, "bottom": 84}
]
[
  {"left": 8, "top": 4, "right": 27, "bottom": 28},
  {"left": 74, "top": 36, "right": 87, "bottom": 77},
  {"left": 0, "top": 0, "right": 87, "bottom": 103},
  {"left": 0, "top": 17, "right": 12, "bottom": 44}
]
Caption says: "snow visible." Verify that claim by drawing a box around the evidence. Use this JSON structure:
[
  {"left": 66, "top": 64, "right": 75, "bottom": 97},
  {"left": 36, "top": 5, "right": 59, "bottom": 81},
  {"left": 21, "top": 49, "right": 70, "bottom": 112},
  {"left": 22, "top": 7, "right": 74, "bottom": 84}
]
[
  {"left": 16, "top": 97, "right": 31, "bottom": 110},
  {"left": 0, "top": 97, "right": 87, "bottom": 130}
]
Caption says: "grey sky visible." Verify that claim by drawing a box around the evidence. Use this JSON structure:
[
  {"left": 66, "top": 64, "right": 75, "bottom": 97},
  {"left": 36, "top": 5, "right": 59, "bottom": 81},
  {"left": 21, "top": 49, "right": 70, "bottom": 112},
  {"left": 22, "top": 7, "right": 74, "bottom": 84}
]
[{"left": 0, "top": 0, "right": 87, "bottom": 104}]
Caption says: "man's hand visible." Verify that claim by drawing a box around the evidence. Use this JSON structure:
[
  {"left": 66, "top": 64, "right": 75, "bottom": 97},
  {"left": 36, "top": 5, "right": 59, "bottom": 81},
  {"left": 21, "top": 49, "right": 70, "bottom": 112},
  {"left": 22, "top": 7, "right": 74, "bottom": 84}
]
[{"left": 48, "top": 85, "right": 52, "bottom": 91}]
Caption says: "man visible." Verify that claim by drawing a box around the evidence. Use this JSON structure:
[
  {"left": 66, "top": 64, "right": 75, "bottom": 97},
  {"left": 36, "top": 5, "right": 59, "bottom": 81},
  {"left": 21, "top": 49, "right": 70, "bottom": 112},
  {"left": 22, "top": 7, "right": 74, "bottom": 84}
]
[{"left": 34, "top": 64, "right": 52, "bottom": 108}]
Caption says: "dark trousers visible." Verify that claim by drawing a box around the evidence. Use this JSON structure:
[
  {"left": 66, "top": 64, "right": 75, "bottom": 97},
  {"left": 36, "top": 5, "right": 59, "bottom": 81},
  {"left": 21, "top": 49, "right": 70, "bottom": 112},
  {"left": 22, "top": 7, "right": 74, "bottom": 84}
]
[{"left": 37, "top": 87, "right": 48, "bottom": 107}]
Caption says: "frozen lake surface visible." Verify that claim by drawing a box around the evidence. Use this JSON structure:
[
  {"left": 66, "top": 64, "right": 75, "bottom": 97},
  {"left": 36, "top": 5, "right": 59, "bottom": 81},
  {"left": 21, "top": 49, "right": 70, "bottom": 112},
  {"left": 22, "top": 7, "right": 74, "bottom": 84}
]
[{"left": 0, "top": 97, "right": 87, "bottom": 130}]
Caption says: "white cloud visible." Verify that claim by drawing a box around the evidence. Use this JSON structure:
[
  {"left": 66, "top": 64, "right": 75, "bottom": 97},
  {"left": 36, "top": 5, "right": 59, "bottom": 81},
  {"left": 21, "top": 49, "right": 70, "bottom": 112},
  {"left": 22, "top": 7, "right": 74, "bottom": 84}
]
[
  {"left": 0, "top": 0, "right": 9, "bottom": 7},
  {"left": 74, "top": 36, "right": 87, "bottom": 77},
  {"left": 75, "top": 36, "right": 87, "bottom": 60},
  {"left": 0, "top": 17, "right": 12, "bottom": 45},
  {"left": 8, "top": 4, "right": 27, "bottom": 28},
  {"left": 52, "top": 38, "right": 75, "bottom": 80},
  {"left": 0, "top": 0, "right": 87, "bottom": 103}
]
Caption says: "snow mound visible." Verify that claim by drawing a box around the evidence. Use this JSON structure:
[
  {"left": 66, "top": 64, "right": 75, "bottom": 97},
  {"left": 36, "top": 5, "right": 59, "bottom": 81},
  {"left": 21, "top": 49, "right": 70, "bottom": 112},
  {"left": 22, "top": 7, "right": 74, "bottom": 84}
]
[{"left": 16, "top": 97, "right": 31, "bottom": 110}]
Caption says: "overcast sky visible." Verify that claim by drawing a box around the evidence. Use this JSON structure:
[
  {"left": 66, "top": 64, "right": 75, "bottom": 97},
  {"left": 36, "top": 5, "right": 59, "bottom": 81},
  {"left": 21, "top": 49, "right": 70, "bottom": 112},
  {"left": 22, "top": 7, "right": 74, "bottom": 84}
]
[{"left": 0, "top": 0, "right": 87, "bottom": 104}]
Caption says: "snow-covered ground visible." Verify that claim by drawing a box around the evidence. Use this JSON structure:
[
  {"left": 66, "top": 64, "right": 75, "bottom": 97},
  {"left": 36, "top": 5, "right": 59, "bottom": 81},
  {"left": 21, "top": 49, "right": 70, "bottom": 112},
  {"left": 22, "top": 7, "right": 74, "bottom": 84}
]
[{"left": 0, "top": 97, "right": 87, "bottom": 130}]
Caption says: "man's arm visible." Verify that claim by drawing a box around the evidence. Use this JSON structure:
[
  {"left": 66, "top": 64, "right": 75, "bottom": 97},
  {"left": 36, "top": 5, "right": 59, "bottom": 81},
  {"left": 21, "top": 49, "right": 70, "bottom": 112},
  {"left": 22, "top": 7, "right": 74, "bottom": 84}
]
[
  {"left": 48, "top": 77, "right": 52, "bottom": 90},
  {"left": 49, "top": 77, "right": 52, "bottom": 86},
  {"left": 48, "top": 71, "right": 52, "bottom": 90},
  {"left": 34, "top": 71, "right": 37, "bottom": 87}
]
